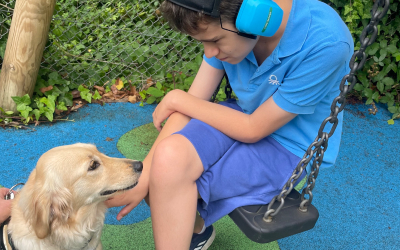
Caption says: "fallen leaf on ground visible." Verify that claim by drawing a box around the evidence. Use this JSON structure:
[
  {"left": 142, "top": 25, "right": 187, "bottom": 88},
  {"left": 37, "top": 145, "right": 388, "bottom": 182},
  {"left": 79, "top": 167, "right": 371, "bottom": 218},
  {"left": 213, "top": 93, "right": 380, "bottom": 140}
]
[
  {"left": 146, "top": 77, "right": 155, "bottom": 88},
  {"left": 130, "top": 85, "right": 137, "bottom": 96},
  {"left": 94, "top": 86, "right": 105, "bottom": 94},
  {"left": 128, "top": 95, "right": 138, "bottom": 103},
  {"left": 111, "top": 84, "right": 118, "bottom": 94},
  {"left": 115, "top": 78, "right": 124, "bottom": 90},
  {"left": 105, "top": 137, "right": 114, "bottom": 141}
]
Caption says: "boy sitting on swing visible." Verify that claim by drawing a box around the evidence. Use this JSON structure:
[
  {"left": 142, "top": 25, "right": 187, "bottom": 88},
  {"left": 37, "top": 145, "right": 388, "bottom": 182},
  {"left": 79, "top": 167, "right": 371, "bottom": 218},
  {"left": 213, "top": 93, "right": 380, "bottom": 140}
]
[{"left": 106, "top": 0, "right": 353, "bottom": 249}]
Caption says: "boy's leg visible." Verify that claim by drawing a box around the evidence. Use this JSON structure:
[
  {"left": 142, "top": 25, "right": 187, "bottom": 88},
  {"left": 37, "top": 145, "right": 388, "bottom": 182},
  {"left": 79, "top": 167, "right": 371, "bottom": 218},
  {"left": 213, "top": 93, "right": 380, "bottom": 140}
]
[
  {"left": 142, "top": 112, "right": 191, "bottom": 204},
  {"left": 141, "top": 113, "right": 206, "bottom": 232},
  {"left": 149, "top": 134, "right": 205, "bottom": 250}
]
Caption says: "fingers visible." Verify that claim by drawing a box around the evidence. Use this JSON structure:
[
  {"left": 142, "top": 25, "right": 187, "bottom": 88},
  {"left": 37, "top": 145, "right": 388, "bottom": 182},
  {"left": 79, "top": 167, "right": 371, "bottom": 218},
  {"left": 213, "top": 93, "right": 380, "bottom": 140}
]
[
  {"left": 152, "top": 111, "right": 163, "bottom": 132},
  {"left": 0, "top": 197, "right": 12, "bottom": 223},
  {"left": 117, "top": 202, "right": 137, "bottom": 221}
]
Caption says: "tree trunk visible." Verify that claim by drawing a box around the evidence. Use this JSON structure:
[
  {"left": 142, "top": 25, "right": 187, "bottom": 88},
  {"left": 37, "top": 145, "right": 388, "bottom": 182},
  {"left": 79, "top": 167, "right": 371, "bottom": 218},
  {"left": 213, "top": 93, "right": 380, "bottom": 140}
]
[{"left": 0, "top": 0, "right": 56, "bottom": 112}]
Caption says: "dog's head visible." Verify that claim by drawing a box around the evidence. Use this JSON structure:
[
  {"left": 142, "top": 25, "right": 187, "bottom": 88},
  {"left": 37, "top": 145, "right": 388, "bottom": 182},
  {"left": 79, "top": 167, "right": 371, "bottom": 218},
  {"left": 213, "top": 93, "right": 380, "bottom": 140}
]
[{"left": 18, "top": 143, "right": 142, "bottom": 239}]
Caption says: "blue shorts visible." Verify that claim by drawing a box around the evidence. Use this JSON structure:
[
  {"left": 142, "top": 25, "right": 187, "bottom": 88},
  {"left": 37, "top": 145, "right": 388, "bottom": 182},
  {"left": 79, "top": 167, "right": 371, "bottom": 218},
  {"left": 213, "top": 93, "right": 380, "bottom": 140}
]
[{"left": 175, "top": 100, "right": 303, "bottom": 227}]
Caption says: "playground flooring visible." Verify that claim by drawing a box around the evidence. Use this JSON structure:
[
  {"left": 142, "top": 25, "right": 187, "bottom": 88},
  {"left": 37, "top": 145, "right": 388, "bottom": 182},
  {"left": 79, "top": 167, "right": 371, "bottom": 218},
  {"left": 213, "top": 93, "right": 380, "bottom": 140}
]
[{"left": 0, "top": 101, "right": 399, "bottom": 249}]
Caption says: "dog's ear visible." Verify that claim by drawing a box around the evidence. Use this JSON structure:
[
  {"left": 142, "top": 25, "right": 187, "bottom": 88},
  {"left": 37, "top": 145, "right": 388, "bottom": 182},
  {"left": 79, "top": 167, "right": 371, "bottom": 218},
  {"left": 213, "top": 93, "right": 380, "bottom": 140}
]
[{"left": 24, "top": 185, "right": 72, "bottom": 239}]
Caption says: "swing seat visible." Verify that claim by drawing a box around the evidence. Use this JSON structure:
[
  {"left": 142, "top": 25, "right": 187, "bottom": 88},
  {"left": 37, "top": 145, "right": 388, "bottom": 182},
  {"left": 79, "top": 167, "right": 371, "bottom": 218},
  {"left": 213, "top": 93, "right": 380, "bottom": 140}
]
[{"left": 229, "top": 189, "right": 319, "bottom": 243}]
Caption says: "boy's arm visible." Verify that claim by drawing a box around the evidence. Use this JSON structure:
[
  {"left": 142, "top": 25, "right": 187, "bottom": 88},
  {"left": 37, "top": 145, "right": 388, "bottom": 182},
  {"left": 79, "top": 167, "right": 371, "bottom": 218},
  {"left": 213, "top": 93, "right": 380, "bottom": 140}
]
[
  {"left": 153, "top": 89, "right": 296, "bottom": 143},
  {"left": 187, "top": 59, "right": 225, "bottom": 100}
]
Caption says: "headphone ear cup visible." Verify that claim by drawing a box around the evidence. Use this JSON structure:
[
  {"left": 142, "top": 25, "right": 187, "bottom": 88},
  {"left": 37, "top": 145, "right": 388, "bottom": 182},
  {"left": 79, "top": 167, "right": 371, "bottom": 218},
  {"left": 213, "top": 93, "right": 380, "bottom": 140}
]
[{"left": 236, "top": 0, "right": 284, "bottom": 37}]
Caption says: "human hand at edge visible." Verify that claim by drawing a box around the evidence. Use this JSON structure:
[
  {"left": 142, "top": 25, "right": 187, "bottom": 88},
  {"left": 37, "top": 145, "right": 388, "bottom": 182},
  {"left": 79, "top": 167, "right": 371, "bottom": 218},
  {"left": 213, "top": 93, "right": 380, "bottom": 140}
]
[
  {"left": 105, "top": 178, "right": 149, "bottom": 221},
  {"left": 152, "top": 89, "right": 183, "bottom": 131},
  {"left": 0, "top": 188, "right": 13, "bottom": 224}
]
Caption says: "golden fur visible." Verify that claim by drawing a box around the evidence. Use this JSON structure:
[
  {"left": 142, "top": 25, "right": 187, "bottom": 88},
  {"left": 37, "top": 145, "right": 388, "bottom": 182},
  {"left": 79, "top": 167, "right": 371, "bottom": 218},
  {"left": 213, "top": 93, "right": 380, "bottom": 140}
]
[{"left": 7, "top": 143, "right": 142, "bottom": 250}]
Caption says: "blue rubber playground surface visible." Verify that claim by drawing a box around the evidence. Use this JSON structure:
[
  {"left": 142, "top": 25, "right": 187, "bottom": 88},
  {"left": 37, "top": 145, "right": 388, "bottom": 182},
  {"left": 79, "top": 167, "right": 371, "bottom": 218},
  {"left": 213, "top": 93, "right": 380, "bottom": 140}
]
[{"left": 0, "top": 101, "right": 399, "bottom": 249}]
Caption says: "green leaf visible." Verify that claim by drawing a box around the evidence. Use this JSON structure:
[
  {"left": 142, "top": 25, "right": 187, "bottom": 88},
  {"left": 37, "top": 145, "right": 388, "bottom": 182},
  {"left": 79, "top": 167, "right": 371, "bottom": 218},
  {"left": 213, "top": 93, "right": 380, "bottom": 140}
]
[
  {"left": 139, "top": 91, "right": 146, "bottom": 100},
  {"left": 39, "top": 96, "right": 56, "bottom": 112},
  {"left": 353, "top": 83, "right": 364, "bottom": 91},
  {"left": 378, "top": 49, "right": 387, "bottom": 61},
  {"left": 5, "top": 111, "right": 14, "bottom": 115},
  {"left": 48, "top": 71, "right": 60, "bottom": 80},
  {"left": 146, "top": 96, "right": 157, "bottom": 104},
  {"left": 388, "top": 106, "right": 398, "bottom": 113},
  {"left": 57, "top": 102, "right": 68, "bottom": 111},
  {"left": 380, "top": 40, "right": 387, "bottom": 48},
  {"left": 382, "top": 77, "right": 395, "bottom": 87},
  {"left": 377, "top": 81, "right": 384, "bottom": 93},
  {"left": 387, "top": 44, "right": 397, "bottom": 54},
  {"left": 32, "top": 109, "right": 41, "bottom": 121},
  {"left": 367, "top": 43, "right": 379, "bottom": 55},
  {"left": 387, "top": 119, "right": 395, "bottom": 125},
  {"left": 44, "top": 110, "right": 54, "bottom": 122},
  {"left": 11, "top": 94, "right": 31, "bottom": 106},
  {"left": 93, "top": 90, "right": 102, "bottom": 100},
  {"left": 371, "top": 91, "right": 380, "bottom": 101},
  {"left": 58, "top": 92, "right": 73, "bottom": 107},
  {"left": 146, "top": 87, "right": 164, "bottom": 97},
  {"left": 394, "top": 52, "right": 400, "bottom": 62},
  {"left": 20, "top": 107, "right": 32, "bottom": 119}
]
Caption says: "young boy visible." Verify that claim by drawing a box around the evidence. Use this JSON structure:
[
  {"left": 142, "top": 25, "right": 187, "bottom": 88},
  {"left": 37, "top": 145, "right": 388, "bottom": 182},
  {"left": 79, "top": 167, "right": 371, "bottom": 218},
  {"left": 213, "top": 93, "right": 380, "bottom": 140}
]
[{"left": 106, "top": 0, "right": 353, "bottom": 249}]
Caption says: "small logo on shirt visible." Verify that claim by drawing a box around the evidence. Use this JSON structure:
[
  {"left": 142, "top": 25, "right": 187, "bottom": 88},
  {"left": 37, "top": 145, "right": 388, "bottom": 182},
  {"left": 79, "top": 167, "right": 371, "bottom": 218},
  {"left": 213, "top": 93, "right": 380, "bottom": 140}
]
[{"left": 268, "top": 75, "right": 280, "bottom": 85}]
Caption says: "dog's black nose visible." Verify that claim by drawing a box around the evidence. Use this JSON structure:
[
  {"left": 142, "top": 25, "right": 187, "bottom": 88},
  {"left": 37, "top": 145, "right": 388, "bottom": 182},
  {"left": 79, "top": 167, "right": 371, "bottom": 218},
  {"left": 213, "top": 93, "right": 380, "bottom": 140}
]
[{"left": 133, "top": 161, "right": 143, "bottom": 172}]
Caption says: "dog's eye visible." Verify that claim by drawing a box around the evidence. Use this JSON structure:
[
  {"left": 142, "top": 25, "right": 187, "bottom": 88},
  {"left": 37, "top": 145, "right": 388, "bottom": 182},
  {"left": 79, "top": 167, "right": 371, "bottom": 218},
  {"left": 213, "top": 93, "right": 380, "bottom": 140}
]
[{"left": 88, "top": 161, "right": 100, "bottom": 171}]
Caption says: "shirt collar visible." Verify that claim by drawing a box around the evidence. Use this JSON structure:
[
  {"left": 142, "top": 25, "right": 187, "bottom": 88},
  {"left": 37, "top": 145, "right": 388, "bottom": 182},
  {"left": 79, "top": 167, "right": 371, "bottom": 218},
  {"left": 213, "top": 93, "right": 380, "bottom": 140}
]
[
  {"left": 277, "top": 0, "right": 311, "bottom": 58},
  {"left": 245, "top": 51, "right": 258, "bottom": 66}
]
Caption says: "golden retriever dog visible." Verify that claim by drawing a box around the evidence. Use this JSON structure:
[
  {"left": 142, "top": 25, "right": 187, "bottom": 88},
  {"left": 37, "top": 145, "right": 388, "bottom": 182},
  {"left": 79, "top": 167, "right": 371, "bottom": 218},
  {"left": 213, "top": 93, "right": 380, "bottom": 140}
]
[{"left": 5, "top": 143, "right": 142, "bottom": 250}]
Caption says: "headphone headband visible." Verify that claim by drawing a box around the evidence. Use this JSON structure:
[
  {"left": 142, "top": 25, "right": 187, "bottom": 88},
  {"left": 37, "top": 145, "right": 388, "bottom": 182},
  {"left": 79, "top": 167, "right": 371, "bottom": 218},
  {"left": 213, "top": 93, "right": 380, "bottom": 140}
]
[{"left": 168, "top": 0, "right": 222, "bottom": 17}]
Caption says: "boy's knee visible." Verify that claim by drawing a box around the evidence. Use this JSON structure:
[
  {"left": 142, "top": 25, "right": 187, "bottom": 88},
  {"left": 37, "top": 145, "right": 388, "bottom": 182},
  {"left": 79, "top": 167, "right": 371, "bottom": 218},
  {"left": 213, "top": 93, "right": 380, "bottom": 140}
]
[
  {"left": 150, "top": 134, "right": 201, "bottom": 182},
  {"left": 153, "top": 135, "right": 186, "bottom": 165}
]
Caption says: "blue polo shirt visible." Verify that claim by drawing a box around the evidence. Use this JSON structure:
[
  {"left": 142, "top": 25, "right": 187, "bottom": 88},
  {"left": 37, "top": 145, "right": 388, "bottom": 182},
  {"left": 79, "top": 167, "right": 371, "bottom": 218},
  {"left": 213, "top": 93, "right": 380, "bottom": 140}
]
[{"left": 204, "top": 0, "right": 354, "bottom": 170}]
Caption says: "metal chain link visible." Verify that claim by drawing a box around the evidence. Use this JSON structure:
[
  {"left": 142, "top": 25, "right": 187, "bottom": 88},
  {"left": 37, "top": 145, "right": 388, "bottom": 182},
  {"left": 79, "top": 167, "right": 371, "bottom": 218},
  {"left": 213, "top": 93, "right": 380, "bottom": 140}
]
[{"left": 263, "top": 0, "right": 390, "bottom": 221}]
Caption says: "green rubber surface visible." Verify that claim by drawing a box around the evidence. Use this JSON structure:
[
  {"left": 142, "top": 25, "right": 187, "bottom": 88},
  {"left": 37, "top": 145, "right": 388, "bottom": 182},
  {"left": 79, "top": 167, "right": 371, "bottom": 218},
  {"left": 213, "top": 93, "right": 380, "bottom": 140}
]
[
  {"left": 114, "top": 123, "right": 280, "bottom": 249},
  {"left": 102, "top": 216, "right": 279, "bottom": 250}
]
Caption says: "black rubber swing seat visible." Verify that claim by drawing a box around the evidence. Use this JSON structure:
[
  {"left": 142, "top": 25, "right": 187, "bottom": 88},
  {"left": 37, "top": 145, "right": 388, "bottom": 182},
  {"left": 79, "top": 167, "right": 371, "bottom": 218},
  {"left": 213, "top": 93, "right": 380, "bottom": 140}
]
[{"left": 228, "top": 189, "right": 319, "bottom": 243}]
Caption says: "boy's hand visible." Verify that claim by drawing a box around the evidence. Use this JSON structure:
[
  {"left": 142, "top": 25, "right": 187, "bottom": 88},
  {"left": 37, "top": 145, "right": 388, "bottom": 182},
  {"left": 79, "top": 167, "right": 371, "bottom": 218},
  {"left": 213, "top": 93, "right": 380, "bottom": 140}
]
[
  {"left": 153, "top": 89, "right": 183, "bottom": 131},
  {"left": 0, "top": 188, "right": 13, "bottom": 223},
  {"left": 105, "top": 177, "right": 149, "bottom": 221}
]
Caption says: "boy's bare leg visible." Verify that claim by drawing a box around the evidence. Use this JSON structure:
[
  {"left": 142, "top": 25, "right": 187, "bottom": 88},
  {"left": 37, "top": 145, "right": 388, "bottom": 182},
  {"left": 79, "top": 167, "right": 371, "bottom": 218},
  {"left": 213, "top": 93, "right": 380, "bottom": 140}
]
[
  {"left": 149, "top": 133, "right": 205, "bottom": 250},
  {"left": 142, "top": 112, "right": 205, "bottom": 234},
  {"left": 142, "top": 112, "right": 191, "bottom": 205}
]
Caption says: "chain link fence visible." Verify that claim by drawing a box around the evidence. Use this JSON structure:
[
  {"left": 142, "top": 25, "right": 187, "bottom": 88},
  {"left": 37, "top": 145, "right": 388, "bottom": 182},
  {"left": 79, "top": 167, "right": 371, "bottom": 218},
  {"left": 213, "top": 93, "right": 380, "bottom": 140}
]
[{"left": 0, "top": 0, "right": 202, "bottom": 89}]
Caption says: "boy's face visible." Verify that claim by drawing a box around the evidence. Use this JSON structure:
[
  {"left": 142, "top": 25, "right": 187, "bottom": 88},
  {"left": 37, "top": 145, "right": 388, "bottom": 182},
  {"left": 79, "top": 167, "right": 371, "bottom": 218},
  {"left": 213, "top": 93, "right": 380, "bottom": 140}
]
[{"left": 191, "top": 21, "right": 258, "bottom": 64}]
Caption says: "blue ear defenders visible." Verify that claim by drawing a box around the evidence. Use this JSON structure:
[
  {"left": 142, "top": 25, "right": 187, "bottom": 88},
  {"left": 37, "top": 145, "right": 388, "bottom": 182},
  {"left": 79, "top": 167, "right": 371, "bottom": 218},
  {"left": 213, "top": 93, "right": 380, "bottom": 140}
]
[{"left": 167, "top": 0, "right": 284, "bottom": 39}]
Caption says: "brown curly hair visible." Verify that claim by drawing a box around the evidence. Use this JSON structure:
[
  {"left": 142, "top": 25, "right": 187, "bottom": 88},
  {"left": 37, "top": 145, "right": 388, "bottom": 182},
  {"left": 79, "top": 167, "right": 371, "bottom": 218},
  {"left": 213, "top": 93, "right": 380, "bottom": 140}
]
[{"left": 160, "top": 0, "right": 243, "bottom": 35}]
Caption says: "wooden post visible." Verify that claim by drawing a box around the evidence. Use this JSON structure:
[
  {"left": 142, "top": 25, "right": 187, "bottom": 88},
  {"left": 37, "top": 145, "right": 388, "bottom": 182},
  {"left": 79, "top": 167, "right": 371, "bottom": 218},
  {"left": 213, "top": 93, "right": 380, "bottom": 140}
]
[{"left": 0, "top": 0, "right": 56, "bottom": 112}]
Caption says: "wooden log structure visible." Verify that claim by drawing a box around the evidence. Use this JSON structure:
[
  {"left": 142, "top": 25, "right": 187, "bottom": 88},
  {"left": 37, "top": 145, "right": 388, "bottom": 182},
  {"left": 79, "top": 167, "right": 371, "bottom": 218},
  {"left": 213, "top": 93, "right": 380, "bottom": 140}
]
[{"left": 0, "top": 0, "right": 56, "bottom": 112}]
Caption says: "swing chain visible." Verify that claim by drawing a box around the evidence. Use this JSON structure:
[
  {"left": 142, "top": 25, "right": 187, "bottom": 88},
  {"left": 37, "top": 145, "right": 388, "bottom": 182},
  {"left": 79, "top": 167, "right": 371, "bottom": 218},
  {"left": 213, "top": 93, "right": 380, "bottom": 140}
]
[{"left": 263, "top": 0, "right": 390, "bottom": 221}]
